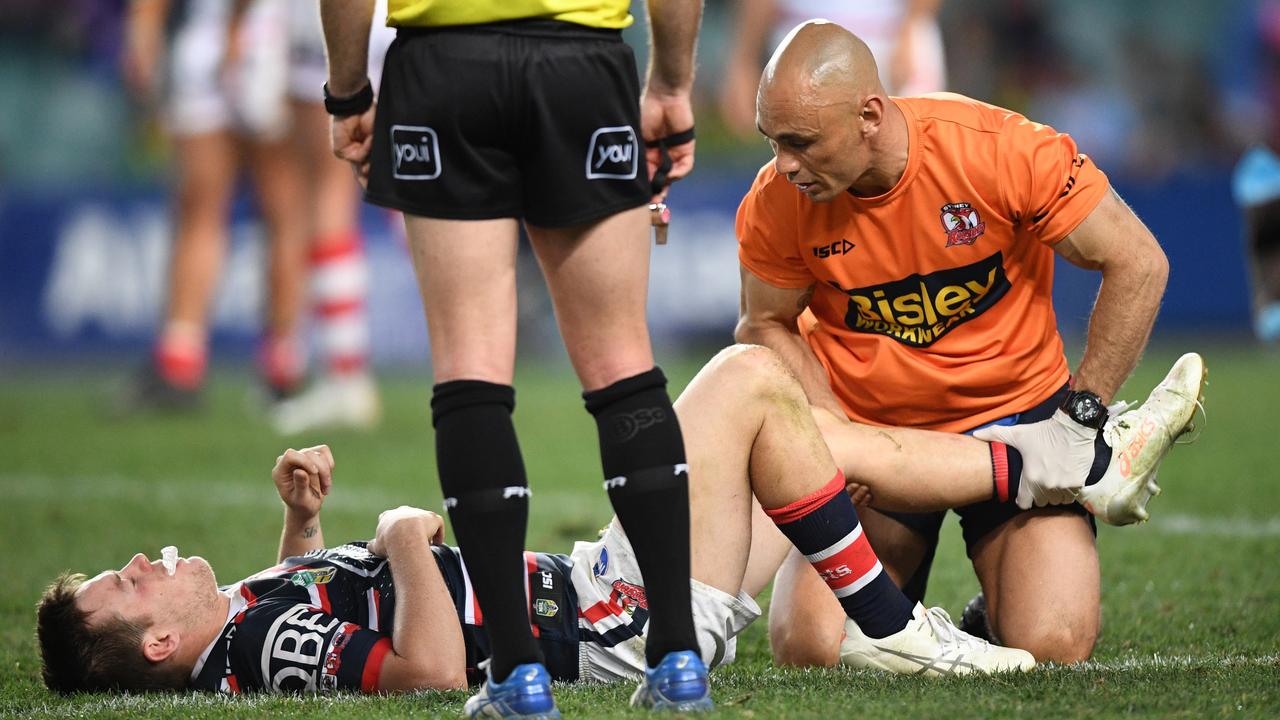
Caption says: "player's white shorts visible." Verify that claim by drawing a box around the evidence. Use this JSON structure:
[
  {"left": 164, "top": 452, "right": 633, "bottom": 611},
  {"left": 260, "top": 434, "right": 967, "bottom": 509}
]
[
  {"left": 568, "top": 520, "right": 761, "bottom": 682},
  {"left": 165, "top": 0, "right": 289, "bottom": 138},
  {"left": 165, "top": 0, "right": 395, "bottom": 138}
]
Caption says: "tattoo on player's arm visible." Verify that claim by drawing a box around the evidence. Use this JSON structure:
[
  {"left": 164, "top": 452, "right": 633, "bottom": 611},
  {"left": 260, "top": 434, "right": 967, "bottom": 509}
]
[
  {"left": 797, "top": 285, "right": 815, "bottom": 312},
  {"left": 303, "top": 526, "right": 318, "bottom": 538}
]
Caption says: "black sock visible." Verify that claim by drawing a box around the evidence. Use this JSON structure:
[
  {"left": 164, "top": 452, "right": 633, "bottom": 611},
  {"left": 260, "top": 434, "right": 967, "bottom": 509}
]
[
  {"left": 432, "top": 380, "right": 540, "bottom": 682},
  {"left": 584, "top": 367, "right": 698, "bottom": 668}
]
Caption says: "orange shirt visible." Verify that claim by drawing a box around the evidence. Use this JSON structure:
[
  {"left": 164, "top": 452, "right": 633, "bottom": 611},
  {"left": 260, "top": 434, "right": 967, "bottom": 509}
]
[{"left": 737, "top": 93, "right": 1109, "bottom": 432}]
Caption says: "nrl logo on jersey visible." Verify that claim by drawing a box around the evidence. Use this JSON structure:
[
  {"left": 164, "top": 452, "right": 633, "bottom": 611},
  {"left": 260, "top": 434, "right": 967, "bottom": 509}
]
[
  {"left": 832, "top": 252, "right": 1011, "bottom": 348},
  {"left": 290, "top": 567, "right": 336, "bottom": 587},
  {"left": 940, "top": 202, "right": 986, "bottom": 247},
  {"left": 533, "top": 599, "right": 560, "bottom": 618}
]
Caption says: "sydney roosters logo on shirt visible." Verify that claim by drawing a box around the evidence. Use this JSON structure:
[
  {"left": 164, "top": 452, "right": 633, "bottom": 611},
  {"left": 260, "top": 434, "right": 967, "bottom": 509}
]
[{"left": 940, "top": 203, "right": 986, "bottom": 247}]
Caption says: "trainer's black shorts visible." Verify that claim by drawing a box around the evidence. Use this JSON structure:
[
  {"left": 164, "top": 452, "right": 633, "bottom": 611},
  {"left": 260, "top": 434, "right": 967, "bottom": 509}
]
[
  {"left": 876, "top": 383, "right": 1097, "bottom": 603},
  {"left": 366, "top": 20, "right": 651, "bottom": 228}
]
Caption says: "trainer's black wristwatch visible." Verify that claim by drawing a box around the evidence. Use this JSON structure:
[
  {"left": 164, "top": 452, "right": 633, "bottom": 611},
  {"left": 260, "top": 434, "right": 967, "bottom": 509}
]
[{"left": 1061, "top": 389, "right": 1108, "bottom": 429}]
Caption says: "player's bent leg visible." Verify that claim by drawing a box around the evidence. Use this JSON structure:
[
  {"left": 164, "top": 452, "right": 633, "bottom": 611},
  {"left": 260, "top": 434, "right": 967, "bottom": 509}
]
[
  {"left": 767, "top": 508, "right": 932, "bottom": 667},
  {"left": 971, "top": 508, "right": 1100, "bottom": 663},
  {"left": 768, "top": 548, "right": 845, "bottom": 666},
  {"left": 1079, "top": 352, "right": 1207, "bottom": 525},
  {"left": 675, "top": 346, "right": 781, "bottom": 597}
]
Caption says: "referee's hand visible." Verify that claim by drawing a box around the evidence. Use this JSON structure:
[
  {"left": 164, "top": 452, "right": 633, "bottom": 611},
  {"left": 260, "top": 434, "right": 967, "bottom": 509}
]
[
  {"left": 331, "top": 105, "right": 376, "bottom": 188},
  {"left": 641, "top": 90, "right": 695, "bottom": 203}
]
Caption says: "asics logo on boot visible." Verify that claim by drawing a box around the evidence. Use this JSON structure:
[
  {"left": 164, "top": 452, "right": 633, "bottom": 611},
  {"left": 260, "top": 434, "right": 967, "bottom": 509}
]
[{"left": 1118, "top": 416, "right": 1158, "bottom": 477}]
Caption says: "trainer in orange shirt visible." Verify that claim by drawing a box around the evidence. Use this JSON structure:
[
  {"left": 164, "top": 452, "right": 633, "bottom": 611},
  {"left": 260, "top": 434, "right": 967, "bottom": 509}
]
[{"left": 735, "top": 21, "right": 1169, "bottom": 664}]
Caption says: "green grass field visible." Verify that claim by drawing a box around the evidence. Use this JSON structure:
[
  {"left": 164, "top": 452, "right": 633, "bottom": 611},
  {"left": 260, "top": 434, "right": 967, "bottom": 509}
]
[{"left": 1, "top": 343, "right": 1277, "bottom": 718}]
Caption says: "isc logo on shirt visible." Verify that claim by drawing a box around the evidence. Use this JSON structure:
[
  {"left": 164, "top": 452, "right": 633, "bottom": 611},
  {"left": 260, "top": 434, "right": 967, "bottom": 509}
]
[
  {"left": 834, "top": 252, "right": 1012, "bottom": 347},
  {"left": 391, "top": 125, "right": 441, "bottom": 180},
  {"left": 586, "top": 126, "right": 639, "bottom": 180}
]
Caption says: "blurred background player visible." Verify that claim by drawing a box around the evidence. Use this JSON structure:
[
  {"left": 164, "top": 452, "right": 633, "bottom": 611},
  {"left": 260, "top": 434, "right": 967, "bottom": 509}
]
[
  {"left": 117, "top": 0, "right": 309, "bottom": 412},
  {"left": 1234, "top": 145, "right": 1280, "bottom": 344},
  {"left": 270, "top": 0, "right": 395, "bottom": 434},
  {"left": 719, "top": 0, "right": 946, "bottom": 138},
  {"left": 116, "top": 0, "right": 393, "bottom": 427},
  {"left": 1230, "top": 1, "right": 1280, "bottom": 344}
]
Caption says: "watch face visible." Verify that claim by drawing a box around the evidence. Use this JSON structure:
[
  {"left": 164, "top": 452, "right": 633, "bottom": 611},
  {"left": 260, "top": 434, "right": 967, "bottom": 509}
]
[{"left": 1072, "top": 396, "right": 1101, "bottom": 423}]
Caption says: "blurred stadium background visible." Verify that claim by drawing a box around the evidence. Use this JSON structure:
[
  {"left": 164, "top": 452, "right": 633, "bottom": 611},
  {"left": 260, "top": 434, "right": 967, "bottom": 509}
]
[
  {"left": 1, "top": 1, "right": 1277, "bottom": 717},
  {"left": 0, "top": 0, "right": 1270, "bottom": 361}
]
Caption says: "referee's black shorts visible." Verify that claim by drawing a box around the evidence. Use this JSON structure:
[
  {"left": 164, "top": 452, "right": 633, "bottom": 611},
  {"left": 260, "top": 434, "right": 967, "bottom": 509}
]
[{"left": 366, "top": 20, "right": 651, "bottom": 228}]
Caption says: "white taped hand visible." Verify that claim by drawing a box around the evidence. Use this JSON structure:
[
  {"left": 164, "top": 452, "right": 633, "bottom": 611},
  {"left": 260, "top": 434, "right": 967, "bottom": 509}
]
[{"left": 972, "top": 409, "right": 1099, "bottom": 509}]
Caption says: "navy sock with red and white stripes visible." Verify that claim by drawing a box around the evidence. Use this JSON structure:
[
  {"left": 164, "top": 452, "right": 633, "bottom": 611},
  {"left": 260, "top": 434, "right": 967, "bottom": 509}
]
[{"left": 764, "top": 472, "right": 914, "bottom": 639}]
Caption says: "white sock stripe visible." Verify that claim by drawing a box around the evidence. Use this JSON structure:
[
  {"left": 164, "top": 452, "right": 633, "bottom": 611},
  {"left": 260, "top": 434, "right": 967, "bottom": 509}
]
[
  {"left": 312, "top": 264, "right": 368, "bottom": 299},
  {"left": 831, "top": 560, "right": 883, "bottom": 598},
  {"left": 320, "top": 319, "right": 369, "bottom": 354},
  {"left": 805, "top": 524, "right": 864, "bottom": 563}
]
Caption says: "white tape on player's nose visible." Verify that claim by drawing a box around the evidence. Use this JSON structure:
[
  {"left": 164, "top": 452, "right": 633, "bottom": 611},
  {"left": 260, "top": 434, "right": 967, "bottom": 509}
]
[{"left": 161, "top": 546, "right": 178, "bottom": 576}]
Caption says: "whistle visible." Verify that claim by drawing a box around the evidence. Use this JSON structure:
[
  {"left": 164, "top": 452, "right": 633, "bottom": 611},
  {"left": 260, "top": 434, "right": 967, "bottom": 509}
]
[{"left": 649, "top": 202, "right": 670, "bottom": 245}]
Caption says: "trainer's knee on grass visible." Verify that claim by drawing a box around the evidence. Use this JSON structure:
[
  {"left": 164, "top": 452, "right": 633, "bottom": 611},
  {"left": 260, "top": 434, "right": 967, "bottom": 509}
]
[
  {"left": 1000, "top": 617, "right": 1097, "bottom": 664},
  {"left": 768, "top": 620, "right": 840, "bottom": 668}
]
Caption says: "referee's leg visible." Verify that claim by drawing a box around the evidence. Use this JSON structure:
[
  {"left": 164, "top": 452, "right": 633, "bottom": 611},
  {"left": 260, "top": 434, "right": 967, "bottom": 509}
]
[
  {"left": 403, "top": 214, "right": 545, "bottom": 684},
  {"left": 528, "top": 207, "right": 701, "bottom": 669}
]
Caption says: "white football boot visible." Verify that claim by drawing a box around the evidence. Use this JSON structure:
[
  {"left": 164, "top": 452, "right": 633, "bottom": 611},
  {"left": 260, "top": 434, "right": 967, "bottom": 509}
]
[
  {"left": 271, "top": 373, "right": 381, "bottom": 435},
  {"left": 840, "top": 604, "right": 1036, "bottom": 676},
  {"left": 1078, "top": 352, "right": 1207, "bottom": 526}
]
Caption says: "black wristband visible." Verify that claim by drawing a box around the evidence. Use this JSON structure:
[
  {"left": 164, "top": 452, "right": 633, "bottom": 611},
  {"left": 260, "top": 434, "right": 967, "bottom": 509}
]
[
  {"left": 323, "top": 81, "right": 374, "bottom": 117},
  {"left": 645, "top": 126, "right": 695, "bottom": 196}
]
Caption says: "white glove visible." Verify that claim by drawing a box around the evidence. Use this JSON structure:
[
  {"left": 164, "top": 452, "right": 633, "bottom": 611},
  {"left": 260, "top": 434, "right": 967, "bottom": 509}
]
[{"left": 972, "top": 409, "right": 1098, "bottom": 509}]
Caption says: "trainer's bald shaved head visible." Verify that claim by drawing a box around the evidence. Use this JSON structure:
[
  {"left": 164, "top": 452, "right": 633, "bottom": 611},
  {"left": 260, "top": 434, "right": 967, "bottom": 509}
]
[
  {"left": 759, "top": 20, "right": 883, "bottom": 115},
  {"left": 754, "top": 20, "right": 907, "bottom": 202}
]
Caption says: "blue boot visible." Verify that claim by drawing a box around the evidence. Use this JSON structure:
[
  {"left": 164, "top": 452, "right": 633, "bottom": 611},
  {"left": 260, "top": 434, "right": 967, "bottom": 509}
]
[
  {"left": 629, "top": 650, "right": 713, "bottom": 712},
  {"left": 463, "top": 663, "right": 560, "bottom": 719}
]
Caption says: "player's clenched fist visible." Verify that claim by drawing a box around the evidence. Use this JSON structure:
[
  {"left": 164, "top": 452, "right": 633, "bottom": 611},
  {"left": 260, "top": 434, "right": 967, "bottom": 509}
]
[
  {"left": 272, "top": 445, "right": 336, "bottom": 517},
  {"left": 368, "top": 506, "right": 445, "bottom": 557}
]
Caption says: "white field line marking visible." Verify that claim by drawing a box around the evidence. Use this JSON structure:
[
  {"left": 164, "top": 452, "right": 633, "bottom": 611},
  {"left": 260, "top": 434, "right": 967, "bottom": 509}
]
[
  {"left": 0, "top": 473, "right": 607, "bottom": 518},
  {"left": 1148, "top": 513, "right": 1280, "bottom": 538},
  {"left": 1054, "top": 653, "right": 1280, "bottom": 671}
]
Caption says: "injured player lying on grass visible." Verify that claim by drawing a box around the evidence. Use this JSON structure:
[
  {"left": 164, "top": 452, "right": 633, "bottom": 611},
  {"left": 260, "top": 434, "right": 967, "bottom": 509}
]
[{"left": 36, "top": 345, "right": 1203, "bottom": 696}]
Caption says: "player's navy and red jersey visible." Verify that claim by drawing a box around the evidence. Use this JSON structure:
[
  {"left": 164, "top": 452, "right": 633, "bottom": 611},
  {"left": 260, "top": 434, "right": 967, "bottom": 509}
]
[{"left": 189, "top": 542, "right": 579, "bottom": 693}]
